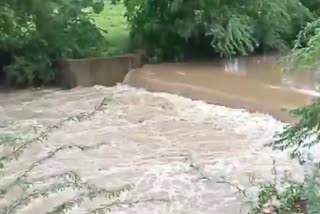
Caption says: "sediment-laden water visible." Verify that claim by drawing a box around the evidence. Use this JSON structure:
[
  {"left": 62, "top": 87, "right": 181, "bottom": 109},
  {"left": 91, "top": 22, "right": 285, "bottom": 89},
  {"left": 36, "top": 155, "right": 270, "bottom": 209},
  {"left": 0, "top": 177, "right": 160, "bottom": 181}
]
[
  {"left": 124, "top": 55, "right": 320, "bottom": 122},
  {"left": 0, "top": 85, "right": 303, "bottom": 214}
]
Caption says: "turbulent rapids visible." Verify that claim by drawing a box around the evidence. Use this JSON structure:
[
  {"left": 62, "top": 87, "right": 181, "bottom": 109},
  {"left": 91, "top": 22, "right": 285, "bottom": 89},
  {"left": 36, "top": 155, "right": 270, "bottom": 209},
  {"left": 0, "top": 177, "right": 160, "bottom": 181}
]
[{"left": 0, "top": 85, "right": 304, "bottom": 213}]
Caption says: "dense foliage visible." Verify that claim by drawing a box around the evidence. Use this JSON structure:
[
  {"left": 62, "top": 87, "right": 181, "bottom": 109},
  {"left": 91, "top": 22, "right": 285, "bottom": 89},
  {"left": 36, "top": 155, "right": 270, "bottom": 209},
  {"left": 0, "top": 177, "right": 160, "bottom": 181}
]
[
  {"left": 0, "top": 0, "right": 110, "bottom": 86},
  {"left": 276, "top": 15, "right": 320, "bottom": 149},
  {"left": 284, "top": 18, "right": 320, "bottom": 70},
  {"left": 253, "top": 9, "right": 320, "bottom": 212},
  {"left": 124, "top": 0, "right": 313, "bottom": 61},
  {"left": 1, "top": 0, "right": 320, "bottom": 85}
]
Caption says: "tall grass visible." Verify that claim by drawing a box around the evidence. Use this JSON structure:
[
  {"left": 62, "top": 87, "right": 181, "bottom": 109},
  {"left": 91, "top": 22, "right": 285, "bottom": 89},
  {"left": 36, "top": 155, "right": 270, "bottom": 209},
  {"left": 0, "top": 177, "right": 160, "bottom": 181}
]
[{"left": 91, "top": 1, "right": 129, "bottom": 56}]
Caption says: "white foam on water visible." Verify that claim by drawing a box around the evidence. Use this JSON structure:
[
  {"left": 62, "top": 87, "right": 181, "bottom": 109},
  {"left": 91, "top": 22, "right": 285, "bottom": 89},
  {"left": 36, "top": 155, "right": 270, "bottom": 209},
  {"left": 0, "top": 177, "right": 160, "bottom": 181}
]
[{"left": 0, "top": 85, "right": 305, "bottom": 213}]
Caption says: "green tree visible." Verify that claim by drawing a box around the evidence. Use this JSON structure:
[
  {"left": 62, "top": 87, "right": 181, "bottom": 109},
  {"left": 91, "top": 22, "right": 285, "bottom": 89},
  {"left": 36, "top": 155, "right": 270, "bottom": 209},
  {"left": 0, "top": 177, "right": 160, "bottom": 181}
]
[
  {"left": 0, "top": 0, "right": 108, "bottom": 86},
  {"left": 124, "top": 0, "right": 311, "bottom": 61}
]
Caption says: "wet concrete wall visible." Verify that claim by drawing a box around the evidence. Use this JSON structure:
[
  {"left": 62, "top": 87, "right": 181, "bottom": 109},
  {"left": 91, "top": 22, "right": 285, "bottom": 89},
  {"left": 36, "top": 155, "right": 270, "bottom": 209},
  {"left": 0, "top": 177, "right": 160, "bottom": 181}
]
[{"left": 58, "top": 53, "right": 143, "bottom": 89}]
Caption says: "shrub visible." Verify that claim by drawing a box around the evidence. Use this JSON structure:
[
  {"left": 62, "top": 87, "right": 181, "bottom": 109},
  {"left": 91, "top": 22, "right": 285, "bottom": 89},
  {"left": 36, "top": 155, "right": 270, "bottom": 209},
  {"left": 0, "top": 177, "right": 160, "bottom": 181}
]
[
  {"left": 253, "top": 14, "right": 320, "bottom": 212},
  {"left": 0, "top": 0, "right": 111, "bottom": 86}
]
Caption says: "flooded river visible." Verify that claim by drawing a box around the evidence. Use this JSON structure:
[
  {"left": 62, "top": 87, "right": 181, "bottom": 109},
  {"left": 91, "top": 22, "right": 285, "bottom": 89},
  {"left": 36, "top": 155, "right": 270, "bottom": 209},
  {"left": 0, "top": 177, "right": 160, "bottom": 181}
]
[
  {"left": 125, "top": 55, "right": 320, "bottom": 122},
  {"left": 0, "top": 55, "right": 318, "bottom": 213}
]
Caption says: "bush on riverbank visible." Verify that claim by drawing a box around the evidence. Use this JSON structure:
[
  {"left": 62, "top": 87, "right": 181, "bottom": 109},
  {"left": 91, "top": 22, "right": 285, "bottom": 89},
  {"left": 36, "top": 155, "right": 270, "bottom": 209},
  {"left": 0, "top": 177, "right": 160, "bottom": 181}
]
[
  {"left": 249, "top": 165, "right": 320, "bottom": 214},
  {"left": 257, "top": 11, "right": 320, "bottom": 213},
  {"left": 284, "top": 18, "right": 320, "bottom": 70},
  {"left": 257, "top": 93, "right": 320, "bottom": 213},
  {"left": 0, "top": 0, "right": 117, "bottom": 87},
  {"left": 251, "top": 60, "right": 320, "bottom": 213}
]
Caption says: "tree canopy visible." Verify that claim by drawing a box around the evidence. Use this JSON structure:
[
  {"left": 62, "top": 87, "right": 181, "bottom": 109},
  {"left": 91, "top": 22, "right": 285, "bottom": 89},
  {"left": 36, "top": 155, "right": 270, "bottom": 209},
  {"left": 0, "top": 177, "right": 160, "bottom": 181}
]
[
  {"left": 0, "top": 0, "right": 108, "bottom": 86},
  {"left": 124, "top": 0, "right": 315, "bottom": 61}
]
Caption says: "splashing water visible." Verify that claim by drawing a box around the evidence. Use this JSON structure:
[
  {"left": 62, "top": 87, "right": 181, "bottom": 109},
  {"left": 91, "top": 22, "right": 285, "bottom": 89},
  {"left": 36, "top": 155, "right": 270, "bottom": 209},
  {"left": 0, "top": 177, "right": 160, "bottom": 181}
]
[{"left": 0, "top": 85, "right": 304, "bottom": 213}]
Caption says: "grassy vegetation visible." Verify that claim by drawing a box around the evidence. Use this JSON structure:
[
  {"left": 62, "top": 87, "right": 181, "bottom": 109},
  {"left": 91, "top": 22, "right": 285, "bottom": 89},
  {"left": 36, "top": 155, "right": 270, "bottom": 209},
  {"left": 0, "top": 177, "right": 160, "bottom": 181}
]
[{"left": 91, "top": 2, "right": 129, "bottom": 56}]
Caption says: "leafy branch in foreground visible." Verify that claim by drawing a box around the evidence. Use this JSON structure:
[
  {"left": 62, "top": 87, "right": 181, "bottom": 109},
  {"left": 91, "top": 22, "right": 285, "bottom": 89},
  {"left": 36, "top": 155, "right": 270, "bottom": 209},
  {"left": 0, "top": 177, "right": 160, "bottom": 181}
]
[
  {"left": 0, "top": 97, "right": 108, "bottom": 168},
  {"left": 45, "top": 184, "right": 133, "bottom": 214},
  {"left": 88, "top": 198, "right": 171, "bottom": 214},
  {"left": 2, "top": 169, "right": 132, "bottom": 214},
  {"left": 248, "top": 166, "right": 320, "bottom": 214},
  {"left": 261, "top": 98, "right": 320, "bottom": 213},
  {"left": 0, "top": 97, "right": 171, "bottom": 213},
  {"left": 265, "top": 7, "right": 320, "bottom": 213},
  {"left": 268, "top": 97, "right": 320, "bottom": 214},
  {"left": 282, "top": 18, "right": 320, "bottom": 71},
  {"left": 0, "top": 141, "right": 111, "bottom": 197},
  {"left": 189, "top": 154, "right": 320, "bottom": 214},
  {"left": 274, "top": 98, "right": 320, "bottom": 162}
]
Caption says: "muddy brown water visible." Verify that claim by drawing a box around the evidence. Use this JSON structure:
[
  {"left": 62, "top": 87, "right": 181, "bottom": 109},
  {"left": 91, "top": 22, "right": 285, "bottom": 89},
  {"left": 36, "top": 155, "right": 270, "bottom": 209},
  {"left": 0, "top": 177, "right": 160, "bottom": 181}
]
[
  {"left": 125, "top": 55, "right": 320, "bottom": 122},
  {"left": 0, "top": 55, "right": 318, "bottom": 213}
]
